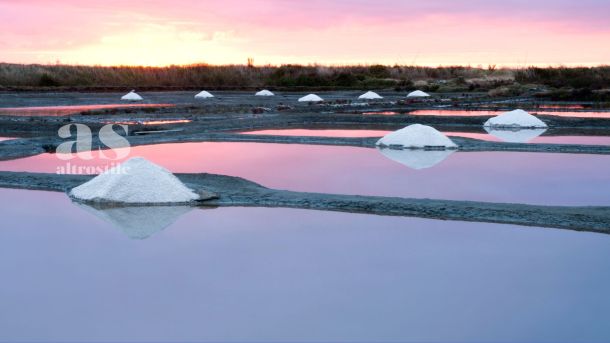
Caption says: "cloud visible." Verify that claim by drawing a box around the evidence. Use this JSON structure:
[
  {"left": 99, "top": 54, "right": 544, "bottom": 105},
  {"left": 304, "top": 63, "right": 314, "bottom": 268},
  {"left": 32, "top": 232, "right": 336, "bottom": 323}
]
[{"left": 0, "top": 0, "right": 608, "bottom": 66}]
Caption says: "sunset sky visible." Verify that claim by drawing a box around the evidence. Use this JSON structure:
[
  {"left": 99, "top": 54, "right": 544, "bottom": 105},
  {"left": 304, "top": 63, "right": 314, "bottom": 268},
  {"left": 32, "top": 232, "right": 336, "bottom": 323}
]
[{"left": 0, "top": 0, "right": 608, "bottom": 67}]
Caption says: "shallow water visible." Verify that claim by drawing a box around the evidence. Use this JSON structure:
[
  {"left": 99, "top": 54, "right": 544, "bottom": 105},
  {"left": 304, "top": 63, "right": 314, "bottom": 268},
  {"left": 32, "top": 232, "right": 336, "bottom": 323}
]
[
  {"left": 242, "top": 128, "right": 391, "bottom": 137},
  {"left": 1, "top": 142, "right": 609, "bottom": 206},
  {"left": 0, "top": 188, "right": 609, "bottom": 342},
  {"left": 0, "top": 104, "right": 173, "bottom": 116},
  {"left": 241, "top": 128, "right": 610, "bottom": 145},
  {"left": 410, "top": 109, "right": 610, "bottom": 118}
]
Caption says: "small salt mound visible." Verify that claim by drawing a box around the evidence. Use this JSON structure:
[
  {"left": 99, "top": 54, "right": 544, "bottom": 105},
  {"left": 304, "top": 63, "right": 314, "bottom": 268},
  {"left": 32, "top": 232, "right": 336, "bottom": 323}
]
[
  {"left": 376, "top": 124, "right": 457, "bottom": 149},
  {"left": 359, "top": 91, "right": 383, "bottom": 100},
  {"left": 255, "top": 89, "right": 274, "bottom": 96},
  {"left": 195, "top": 90, "right": 214, "bottom": 99},
  {"left": 77, "top": 203, "right": 192, "bottom": 239},
  {"left": 378, "top": 148, "right": 454, "bottom": 170},
  {"left": 407, "top": 90, "right": 430, "bottom": 98},
  {"left": 485, "top": 127, "right": 547, "bottom": 143},
  {"left": 69, "top": 157, "right": 202, "bottom": 204},
  {"left": 121, "top": 90, "right": 143, "bottom": 101},
  {"left": 484, "top": 109, "right": 548, "bottom": 128},
  {"left": 298, "top": 94, "right": 324, "bottom": 102}
]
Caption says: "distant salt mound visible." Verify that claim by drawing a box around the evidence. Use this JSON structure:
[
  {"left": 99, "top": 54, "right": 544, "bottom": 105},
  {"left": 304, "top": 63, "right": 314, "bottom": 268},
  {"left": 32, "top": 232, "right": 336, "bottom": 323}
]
[
  {"left": 121, "top": 90, "right": 143, "bottom": 101},
  {"left": 298, "top": 94, "right": 324, "bottom": 102},
  {"left": 69, "top": 157, "right": 203, "bottom": 204},
  {"left": 407, "top": 90, "right": 430, "bottom": 98},
  {"left": 484, "top": 109, "right": 547, "bottom": 128},
  {"left": 255, "top": 89, "right": 274, "bottom": 96},
  {"left": 359, "top": 91, "right": 383, "bottom": 100},
  {"left": 485, "top": 127, "right": 547, "bottom": 143},
  {"left": 378, "top": 148, "right": 455, "bottom": 170},
  {"left": 77, "top": 203, "right": 192, "bottom": 240},
  {"left": 376, "top": 124, "right": 457, "bottom": 149},
  {"left": 195, "top": 90, "right": 214, "bottom": 99}
]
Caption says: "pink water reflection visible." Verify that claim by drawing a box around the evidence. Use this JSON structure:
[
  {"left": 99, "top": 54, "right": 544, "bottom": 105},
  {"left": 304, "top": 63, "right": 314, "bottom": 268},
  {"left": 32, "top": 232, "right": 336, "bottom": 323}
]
[
  {"left": 410, "top": 109, "right": 610, "bottom": 118},
  {"left": 240, "top": 129, "right": 610, "bottom": 145},
  {"left": 0, "top": 142, "right": 609, "bottom": 206},
  {"left": 241, "top": 129, "right": 390, "bottom": 137},
  {"left": 0, "top": 104, "right": 174, "bottom": 116}
]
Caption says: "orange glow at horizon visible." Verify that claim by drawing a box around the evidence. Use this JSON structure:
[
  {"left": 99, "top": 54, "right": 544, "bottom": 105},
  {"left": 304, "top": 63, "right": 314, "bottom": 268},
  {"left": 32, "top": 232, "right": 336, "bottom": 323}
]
[{"left": 1, "top": 1, "right": 609, "bottom": 67}]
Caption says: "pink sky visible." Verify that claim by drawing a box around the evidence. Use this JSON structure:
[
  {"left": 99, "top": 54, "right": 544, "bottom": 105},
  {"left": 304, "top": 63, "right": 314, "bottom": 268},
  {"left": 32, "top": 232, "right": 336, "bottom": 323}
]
[{"left": 0, "top": 0, "right": 609, "bottom": 66}]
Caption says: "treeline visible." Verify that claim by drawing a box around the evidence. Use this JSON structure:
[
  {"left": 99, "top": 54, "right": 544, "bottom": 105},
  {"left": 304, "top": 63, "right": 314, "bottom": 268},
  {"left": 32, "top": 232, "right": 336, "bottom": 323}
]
[{"left": 0, "top": 63, "right": 608, "bottom": 92}]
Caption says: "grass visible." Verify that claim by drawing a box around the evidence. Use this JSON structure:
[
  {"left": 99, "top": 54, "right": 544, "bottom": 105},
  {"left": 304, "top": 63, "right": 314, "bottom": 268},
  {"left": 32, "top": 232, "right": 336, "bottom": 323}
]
[{"left": 0, "top": 63, "right": 608, "bottom": 96}]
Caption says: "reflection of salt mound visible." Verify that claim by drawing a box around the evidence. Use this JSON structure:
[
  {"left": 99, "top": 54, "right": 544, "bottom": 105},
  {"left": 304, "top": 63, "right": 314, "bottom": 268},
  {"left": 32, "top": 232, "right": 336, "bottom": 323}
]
[
  {"left": 69, "top": 157, "right": 202, "bottom": 204},
  {"left": 359, "top": 91, "right": 383, "bottom": 99},
  {"left": 298, "top": 94, "right": 323, "bottom": 102},
  {"left": 255, "top": 89, "right": 274, "bottom": 96},
  {"left": 407, "top": 90, "right": 430, "bottom": 98},
  {"left": 377, "top": 124, "right": 457, "bottom": 149},
  {"left": 484, "top": 109, "right": 547, "bottom": 128},
  {"left": 195, "top": 90, "right": 214, "bottom": 99},
  {"left": 121, "top": 90, "right": 143, "bottom": 101},
  {"left": 77, "top": 203, "right": 191, "bottom": 239},
  {"left": 484, "top": 127, "right": 547, "bottom": 143},
  {"left": 378, "top": 147, "right": 455, "bottom": 170}
]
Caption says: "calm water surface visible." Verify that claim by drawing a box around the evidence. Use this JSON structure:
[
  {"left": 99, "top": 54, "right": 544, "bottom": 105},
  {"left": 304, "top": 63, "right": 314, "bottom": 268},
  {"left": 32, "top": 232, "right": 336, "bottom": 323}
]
[
  {"left": 1, "top": 142, "right": 609, "bottom": 206},
  {"left": 0, "top": 188, "right": 609, "bottom": 342},
  {"left": 242, "top": 129, "right": 610, "bottom": 145},
  {"left": 409, "top": 109, "right": 610, "bottom": 118}
]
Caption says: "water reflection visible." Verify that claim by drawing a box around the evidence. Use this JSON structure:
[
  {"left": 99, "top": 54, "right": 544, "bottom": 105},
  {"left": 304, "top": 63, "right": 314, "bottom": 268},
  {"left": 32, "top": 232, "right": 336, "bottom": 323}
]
[
  {"left": 242, "top": 129, "right": 390, "bottom": 137},
  {"left": 1, "top": 188, "right": 610, "bottom": 342},
  {"left": 0, "top": 104, "right": 173, "bottom": 116},
  {"left": 242, "top": 128, "right": 610, "bottom": 145},
  {"left": 409, "top": 109, "right": 610, "bottom": 118},
  {"left": 75, "top": 203, "right": 192, "bottom": 239},
  {"left": 484, "top": 127, "right": 547, "bottom": 143},
  {"left": 1, "top": 143, "right": 609, "bottom": 206},
  {"left": 377, "top": 147, "right": 455, "bottom": 170}
]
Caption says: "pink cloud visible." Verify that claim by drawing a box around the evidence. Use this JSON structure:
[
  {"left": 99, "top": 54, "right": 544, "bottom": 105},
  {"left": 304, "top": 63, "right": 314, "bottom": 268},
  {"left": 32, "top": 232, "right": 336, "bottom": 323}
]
[{"left": 0, "top": 0, "right": 608, "bottom": 66}]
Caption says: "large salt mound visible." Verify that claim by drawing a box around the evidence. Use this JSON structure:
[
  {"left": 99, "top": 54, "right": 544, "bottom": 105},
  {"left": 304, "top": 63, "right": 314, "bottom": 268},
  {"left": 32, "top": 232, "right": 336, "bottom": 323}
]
[
  {"left": 195, "top": 90, "right": 214, "bottom": 99},
  {"left": 298, "top": 94, "right": 324, "bottom": 102},
  {"left": 255, "top": 89, "right": 274, "bottom": 96},
  {"left": 77, "top": 203, "right": 192, "bottom": 239},
  {"left": 407, "top": 90, "right": 430, "bottom": 98},
  {"left": 485, "top": 127, "right": 547, "bottom": 143},
  {"left": 378, "top": 148, "right": 454, "bottom": 170},
  {"left": 484, "top": 109, "right": 548, "bottom": 128},
  {"left": 69, "top": 157, "right": 202, "bottom": 204},
  {"left": 376, "top": 124, "right": 457, "bottom": 149},
  {"left": 359, "top": 91, "right": 383, "bottom": 100},
  {"left": 121, "top": 90, "right": 143, "bottom": 101}
]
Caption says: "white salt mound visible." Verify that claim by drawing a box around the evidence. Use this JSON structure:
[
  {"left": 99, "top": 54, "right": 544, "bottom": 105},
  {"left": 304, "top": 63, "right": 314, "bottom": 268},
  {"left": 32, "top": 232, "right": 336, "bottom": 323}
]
[
  {"left": 255, "top": 89, "right": 275, "bottom": 96},
  {"left": 69, "top": 157, "right": 200, "bottom": 204},
  {"left": 298, "top": 94, "right": 324, "bottom": 102},
  {"left": 378, "top": 148, "right": 455, "bottom": 170},
  {"left": 195, "top": 90, "right": 214, "bottom": 99},
  {"left": 77, "top": 203, "right": 192, "bottom": 240},
  {"left": 484, "top": 109, "right": 547, "bottom": 128},
  {"left": 376, "top": 124, "right": 457, "bottom": 149},
  {"left": 359, "top": 91, "right": 383, "bottom": 100},
  {"left": 484, "top": 127, "right": 547, "bottom": 143},
  {"left": 121, "top": 90, "right": 143, "bottom": 101},
  {"left": 407, "top": 90, "right": 430, "bottom": 98}
]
